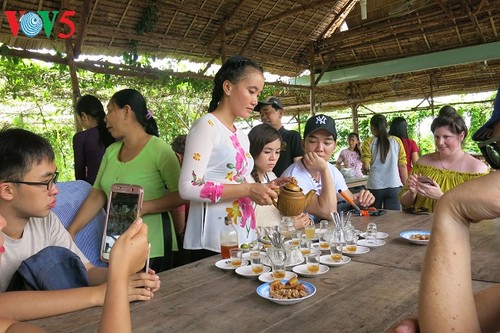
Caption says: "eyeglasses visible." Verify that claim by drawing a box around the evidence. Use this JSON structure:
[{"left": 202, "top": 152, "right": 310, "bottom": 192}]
[
  {"left": 5, "top": 171, "right": 59, "bottom": 190},
  {"left": 478, "top": 136, "right": 500, "bottom": 169}
]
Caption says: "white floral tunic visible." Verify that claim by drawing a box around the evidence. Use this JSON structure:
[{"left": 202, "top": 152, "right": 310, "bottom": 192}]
[{"left": 179, "top": 113, "right": 256, "bottom": 252}]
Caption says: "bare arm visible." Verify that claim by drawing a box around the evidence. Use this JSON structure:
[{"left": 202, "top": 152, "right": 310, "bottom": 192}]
[
  {"left": 419, "top": 172, "right": 500, "bottom": 333},
  {"left": 141, "top": 191, "right": 187, "bottom": 216},
  {"left": 398, "top": 163, "right": 408, "bottom": 185},
  {"left": 0, "top": 319, "right": 44, "bottom": 333},
  {"left": 302, "top": 152, "right": 337, "bottom": 219},
  {"left": 67, "top": 188, "right": 107, "bottom": 238},
  {"left": 0, "top": 286, "right": 105, "bottom": 321}
]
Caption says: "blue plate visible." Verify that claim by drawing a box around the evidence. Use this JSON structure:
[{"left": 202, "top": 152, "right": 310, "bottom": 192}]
[
  {"left": 400, "top": 230, "right": 431, "bottom": 245},
  {"left": 256, "top": 279, "right": 316, "bottom": 305}
]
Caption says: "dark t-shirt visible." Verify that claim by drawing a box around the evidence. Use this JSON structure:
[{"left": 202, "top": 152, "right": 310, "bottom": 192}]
[{"left": 274, "top": 126, "right": 304, "bottom": 176}]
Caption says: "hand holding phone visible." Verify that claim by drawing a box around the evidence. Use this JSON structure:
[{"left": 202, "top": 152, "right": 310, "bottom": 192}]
[
  {"left": 418, "top": 175, "right": 435, "bottom": 186},
  {"left": 101, "top": 184, "right": 144, "bottom": 262}
]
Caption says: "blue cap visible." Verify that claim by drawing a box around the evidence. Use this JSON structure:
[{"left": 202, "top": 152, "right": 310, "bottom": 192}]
[{"left": 472, "top": 84, "right": 500, "bottom": 141}]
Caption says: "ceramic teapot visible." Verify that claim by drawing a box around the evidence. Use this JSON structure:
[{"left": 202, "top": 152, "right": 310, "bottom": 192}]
[{"left": 273, "top": 178, "right": 316, "bottom": 216}]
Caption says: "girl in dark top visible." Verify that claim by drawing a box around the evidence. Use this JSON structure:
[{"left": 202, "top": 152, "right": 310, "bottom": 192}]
[
  {"left": 389, "top": 117, "right": 419, "bottom": 175},
  {"left": 73, "top": 95, "right": 114, "bottom": 185}
]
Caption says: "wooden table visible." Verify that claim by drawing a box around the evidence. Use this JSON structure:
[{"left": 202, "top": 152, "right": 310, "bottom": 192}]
[
  {"left": 30, "top": 211, "right": 499, "bottom": 332},
  {"left": 345, "top": 176, "right": 368, "bottom": 189}
]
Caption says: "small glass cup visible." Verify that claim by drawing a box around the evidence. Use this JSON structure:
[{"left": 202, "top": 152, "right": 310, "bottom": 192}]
[
  {"left": 345, "top": 229, "right": 358, "bottom": 253},
  {"left": 299, "top": 239, "right": 312, "bottom": 256},
  {"left": 330, "top": 241, "right": 343, "bottom": 262},
  {"left": 319, "top": 220, "right": 329, "bottom": 232},
  {"left": 251, "top": 254, "right": 264, "bottom": 274},
  {"left": 306, "top": 253, "right": 321, "bottom": 273},
  {"left": 271, "top": 262, "right": 286, "bottom": 280},
  {"left": 304, "top": 224, "right": 316, "bottom": 240},
  {"left": 280, "top": 216, "right": 293, "bottom": 238},
  {"left": 290, "top": 230, "right": 302, "bottom": 246},
  {"left": 230, "top": 248, "right": 243, "bottom": 268},
  {"left": 365, "top": 222, "right": 378, "bottom": 246},
  {"left": 319, "top": 234, "right": 330, "bottom": 251}
]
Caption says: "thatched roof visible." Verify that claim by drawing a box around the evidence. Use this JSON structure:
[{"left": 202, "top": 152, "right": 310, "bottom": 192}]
[{"left": 1, "top": 0, "right": 500, "bottom": 115}]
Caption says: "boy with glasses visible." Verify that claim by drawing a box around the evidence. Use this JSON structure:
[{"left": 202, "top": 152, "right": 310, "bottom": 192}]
[{"left": 0, "top": 128, "right": 159, "bottom": 321}]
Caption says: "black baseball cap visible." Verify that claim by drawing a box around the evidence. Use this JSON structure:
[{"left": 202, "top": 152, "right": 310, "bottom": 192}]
[
  {"left": 304, "top": 114, "right": 337, "bottom": 140},
  {"left": 254, "top": 97, "right": 283, "bottom": 112},
  {"left": 472, "top": 84, "right": 500, "bottom": 142}
]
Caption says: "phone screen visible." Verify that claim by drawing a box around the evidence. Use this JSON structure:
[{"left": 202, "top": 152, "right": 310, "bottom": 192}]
[{"left": 102, "top": 190, "right": 141, "bottom": 261}]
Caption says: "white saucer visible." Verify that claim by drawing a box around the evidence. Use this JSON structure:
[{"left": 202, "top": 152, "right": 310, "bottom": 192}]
[
  {"left": 312, "top": 243, "right": 331, "bottom": 252},
  {"left": 320, "top": 254, "right": 351, "bottom": 266},
  {"left": 342, "top": 245, "right": 370, "bottom": 256},
  {"left": 215, "top": 259, "right": 249, "bottom": 270},
  {"left": 242, "top": 251, "right": 267, "bottom": 260},
  {"left": 258, "top": 271, "right": 298, "bottom": 283},
  {"left": 235, "top": 265, "right": 270, "bottom": 278},
  {"left": 357, "top": 239, "right": 386, "bottom": 248},
  {"left": 360, "top": 231, "right": 389, "bottom": 239},
  {"left": 292, "top": 264, "right": 330, "bottom": 277}
]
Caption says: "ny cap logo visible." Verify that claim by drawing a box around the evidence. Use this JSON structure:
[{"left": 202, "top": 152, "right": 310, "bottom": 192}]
[{"left": 315, "top": 115, "right": 327, "bottom": 125}]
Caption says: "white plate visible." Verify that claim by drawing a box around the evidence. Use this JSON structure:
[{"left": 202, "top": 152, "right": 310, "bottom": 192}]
[
  {"left": 235, "top": 265, "right": 271, "bottom": 278},
  {"left": 311, "top": 243, "right": 329, "bottom": 253},
  {"left": 215, "top": 259, "right": 249, "bottom": 270},
  {"left": 256, "top": 280, "right": 316, "bottom": 305},
  {"left": 261, "top": 253, "right": 304, "bottom": 268},
  {"left": 320, "top": 254, "right": 351, "bottom": 266},
  {"left": 292, "top": 264, "right": 330, "bottom": 277},
  {"left": 360, "top": 231, "right": 389, "bottom": 239},
  {"left": 242, "top": 251, "right": 267, "bottom": 260},
  {"left": 342, "top": 245, "right": 370, "bottom": 256},
  {"left": 400, "top": 230, "right": 431, "bottom": 245},
  {"left": 357, "top": 239, "right": 386, "bottom": 248},
  {"left": 258, "top": 271, "right": 298, "bottom": 283}
]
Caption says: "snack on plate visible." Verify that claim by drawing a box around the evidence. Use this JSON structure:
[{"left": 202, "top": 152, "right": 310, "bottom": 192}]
[
  {"left": 269, "top": 279, "right": 307, "bottom": 299},
  {"left": 410, "top": 233, "right": 430, "bottom": 241}
]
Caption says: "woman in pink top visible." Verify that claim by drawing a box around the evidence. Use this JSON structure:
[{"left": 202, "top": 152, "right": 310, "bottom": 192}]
[{"left": 389, "top": 117, "right": 419, "bottom": 174}]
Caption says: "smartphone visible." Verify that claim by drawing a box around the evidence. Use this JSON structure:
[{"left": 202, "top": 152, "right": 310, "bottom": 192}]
[
  {"left": 418, "top": 175, "right": 435, "bottom": 186},
  {"left": 144, "top": 243, "right": 151, "bottom": 273},
  {"left": 101, "top": 184, "right": 144, "bottom": 262}
]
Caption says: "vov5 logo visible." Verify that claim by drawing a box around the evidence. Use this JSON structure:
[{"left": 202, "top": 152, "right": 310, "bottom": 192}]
[{"left": 4, "top": 10, "right": 76, "bottom": 39}]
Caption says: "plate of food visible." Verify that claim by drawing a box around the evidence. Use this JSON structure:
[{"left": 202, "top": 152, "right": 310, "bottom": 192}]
[
  {"left": 258, "top": 271, "right": 298, "bottom": 283},
  {"left": 256, "top": 278, "right": 316, "bottom": 305},
  {"left": 235, "top": 265, "right": 271, "bottom": 278},
  {"left": 215, "top": 259, "right": 249, "bottom": 270},
  {"left": 400, "top": 230, "right": 431, "bottom": 245},
  {"left": 357, "top": 239, "right": 386, "bottom": 248},
  {"left": 359, "top": 231, "right": 389, "bottom": 239},
  {"left": 320, "top": 254, "right": 351, "bottom": 266},
  {"left": 292, "top": 264, "right": 330, "bottom": 277},
  {"left": 342, "top": 245, "right": 370, "bottom": 256}
]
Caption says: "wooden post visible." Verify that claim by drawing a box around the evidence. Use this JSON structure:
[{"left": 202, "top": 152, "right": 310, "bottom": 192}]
[
  {"left": 352, "top": 103, "right": 359, "bottom": 133},
  {"left": 65, "top": 38, "right": 82, "bottom": 132},
  {"left": 309, "top": 44, "right": 316, "bottom": 116}
]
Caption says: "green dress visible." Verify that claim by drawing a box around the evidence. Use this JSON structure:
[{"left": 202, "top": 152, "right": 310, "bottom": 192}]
[
  {"left": 399, "top": 162, "right": 488, "bottom": 213},
  {"left": 94, "top": 136, "right": 180, "bottom": 258}
]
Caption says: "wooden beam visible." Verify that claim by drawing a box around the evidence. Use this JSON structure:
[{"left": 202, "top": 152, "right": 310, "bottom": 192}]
[
  {"left": 238, "top": 19, "right": 261, "bottom": 54},
  {"left": 226, "top": 0, "right": 339, "bottom": 37},
  {"left": 65, "top": 38, "right": 82, "bottom": 132},
  {"left": 310, "top": 44, "right": 316, "bottom": 116},
  {"left": 207, "top": 0, "right": 247, "bottom": 45},
  {"left": 73, "top": 0, "right": 93, "bottom": 58}
]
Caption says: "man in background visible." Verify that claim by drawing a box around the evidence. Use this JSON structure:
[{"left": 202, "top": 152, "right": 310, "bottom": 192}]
[{"left": 255, "top": 97, "right": 304, "bottom": 176}]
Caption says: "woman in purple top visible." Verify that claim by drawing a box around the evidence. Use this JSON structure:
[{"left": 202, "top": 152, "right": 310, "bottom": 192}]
[
  {"left": 336, "top": 132, "right": 363, "bottom": 178},
  {"left": 73, "top": 95, "right": 115, "bottom": 185}
]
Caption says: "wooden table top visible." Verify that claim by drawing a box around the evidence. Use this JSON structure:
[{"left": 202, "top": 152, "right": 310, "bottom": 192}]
[{"left": 30, "top": 211, "right": 499, "bottom": 332}]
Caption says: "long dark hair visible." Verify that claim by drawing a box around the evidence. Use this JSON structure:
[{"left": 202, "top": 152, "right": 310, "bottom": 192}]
[
  {"left": 248, "top": 123, "right": 281, "bottom": 183},
  {"left": 430, "top": 105, "right": 468, "bottom": 139},
  {"left": 347, "top": 132, "right": 362, "bottom": 158},
  {"left": 208, "top": 55, "right": 264, "bottom": 113},
  {"left": 370, "top": 114, "right": 390, "bottom": 163},
  {"left": 110, "top": 89, "right": 159, "bottom": 136},
  {"left": 75, "top": 95, "right": 115, "bottom": 147},
  {"left": 389, "top": 117, "right": 409, "bottom": 139}
]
